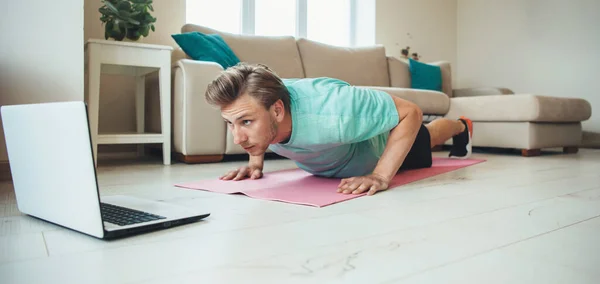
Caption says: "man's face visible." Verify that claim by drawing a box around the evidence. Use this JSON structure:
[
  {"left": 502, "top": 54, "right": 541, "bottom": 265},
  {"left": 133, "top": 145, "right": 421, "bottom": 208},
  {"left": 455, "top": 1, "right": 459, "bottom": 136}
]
[{"left": 221, "top": 94, "right": 278, "bottom": 156}]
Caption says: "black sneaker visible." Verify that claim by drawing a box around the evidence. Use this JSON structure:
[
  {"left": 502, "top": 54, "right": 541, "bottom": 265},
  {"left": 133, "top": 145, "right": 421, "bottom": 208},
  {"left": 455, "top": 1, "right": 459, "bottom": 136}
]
[{"left": 449, "top": 116, "right": 473, "bottom": 159}]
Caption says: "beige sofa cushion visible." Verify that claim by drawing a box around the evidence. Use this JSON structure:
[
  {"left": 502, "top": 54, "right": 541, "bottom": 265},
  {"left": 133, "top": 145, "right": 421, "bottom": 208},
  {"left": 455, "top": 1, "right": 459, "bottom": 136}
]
[
  {"left": 365, "top": 86, "right": 450, "bottom": 115},
  {"left": 181, "top": 24, "right": 305, "bottom": 78},
  {"left": 445, "top": 94, "right": 592, "bottom": 122},
  {"left": 296, "top": 38, "right": 390, "bottom": 87}
]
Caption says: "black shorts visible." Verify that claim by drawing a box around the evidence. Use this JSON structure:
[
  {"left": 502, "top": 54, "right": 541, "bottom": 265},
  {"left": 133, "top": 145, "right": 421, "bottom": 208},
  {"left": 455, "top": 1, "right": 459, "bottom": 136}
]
[{"left": 399, "top": 124, "right": 433, "bottom": 171}]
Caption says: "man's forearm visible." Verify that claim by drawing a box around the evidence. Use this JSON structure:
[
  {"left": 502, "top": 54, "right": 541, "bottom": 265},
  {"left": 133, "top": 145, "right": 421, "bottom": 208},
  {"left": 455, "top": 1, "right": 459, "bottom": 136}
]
[
  {"left": 372, "top": 110, "right": 422, "bottom": 181},
  {"left": 249, "top": 153, "right": 265, "bottom": 169}
]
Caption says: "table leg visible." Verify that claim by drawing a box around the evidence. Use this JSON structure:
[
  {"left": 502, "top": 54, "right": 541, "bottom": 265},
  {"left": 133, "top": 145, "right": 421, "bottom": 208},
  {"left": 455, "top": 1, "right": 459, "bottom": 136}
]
[
  {"left": 159, "top": 64, "right": 171, "bottom": 165},
  {"left": 87, "top": 48, "right": 101, "bottom": 167},
  {"left": 136, "top": 75, "right": 145, "bottom": 157}
]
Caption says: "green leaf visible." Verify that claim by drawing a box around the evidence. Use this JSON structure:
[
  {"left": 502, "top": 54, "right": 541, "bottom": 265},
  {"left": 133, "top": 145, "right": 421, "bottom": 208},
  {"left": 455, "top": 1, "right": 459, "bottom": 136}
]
[
  {"left": 119, "top": 10, "right": 131, "bottom": 18},
  {"left": 148, "top": 4, "right": 154, "bottom": 12},
  {"left": 106, "top": 21, "right": 114, "bottom": 32},
  {"left": 128, "top": 18, "right": 140, "bottom": 25},
  {"left": 116, "top": 19, "right": 127, "bottom": 32},
  {"left": 103, "top": 1, "right": 119, "bottom": 14},
  {"left": 105, "top": 19, "right": 125, "bottom": 41},
  {"left": 145, "top": 14, "right": 156, "bottom": 23},
  {"left": 140, "top": 25, "right": 150, "bottom": 37},
  {"left": 126, "top": 27, "right": 142, "bottom": 41},
  {"left": 99, "top": 6, "right": 117, "bottom": 17},
  {"left": 116, "top": 1, "right": 131, "bottom": 11},
  {"left": 151, "top": 24, "right": 155, "bottom": 32},
  {"left": 114, "top": 32, "right": 125, "bottom": 41}
]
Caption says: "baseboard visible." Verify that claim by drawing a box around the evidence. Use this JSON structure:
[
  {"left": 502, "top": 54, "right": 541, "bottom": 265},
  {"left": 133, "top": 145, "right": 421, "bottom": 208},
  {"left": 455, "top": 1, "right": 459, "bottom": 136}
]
[
  {"left": 97, "top": 151, "right": 139, "bottom": 160},
  {"left": 0, "top": 161, "right": 11, "bottom": 182},
  {"left": 582, "top": 131, "right": 600, "bottom": 149}
]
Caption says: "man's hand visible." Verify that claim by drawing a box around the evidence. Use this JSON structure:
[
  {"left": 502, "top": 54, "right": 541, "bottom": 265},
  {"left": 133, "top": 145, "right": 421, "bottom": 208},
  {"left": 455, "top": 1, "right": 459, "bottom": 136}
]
[
  {"left": 337, "top": 173, "right": 390, "bottom": 196},
  {"left": 220, "top": 165, "right": 263, "bottom": 181},
  {"left": 221, "top": 154, "right": 265, "bottom": 181}
]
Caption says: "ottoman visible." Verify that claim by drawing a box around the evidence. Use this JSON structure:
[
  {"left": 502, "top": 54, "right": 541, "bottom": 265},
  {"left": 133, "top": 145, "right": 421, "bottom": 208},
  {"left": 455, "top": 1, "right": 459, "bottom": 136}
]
[{"left": 443, "top": 94, "right": 592, "bottom": 156}]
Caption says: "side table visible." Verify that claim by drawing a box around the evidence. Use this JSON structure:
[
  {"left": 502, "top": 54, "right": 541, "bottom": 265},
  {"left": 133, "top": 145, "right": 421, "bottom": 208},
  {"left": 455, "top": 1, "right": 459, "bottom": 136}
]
[{"left": 84, "top": 39, "right": 173, "bottom": 166}]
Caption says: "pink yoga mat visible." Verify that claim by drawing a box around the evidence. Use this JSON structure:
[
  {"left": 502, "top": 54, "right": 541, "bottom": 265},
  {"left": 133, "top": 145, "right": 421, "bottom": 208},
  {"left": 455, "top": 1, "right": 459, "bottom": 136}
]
[{"left": 175, "top": 158, "right": 485, "bottom": 207}]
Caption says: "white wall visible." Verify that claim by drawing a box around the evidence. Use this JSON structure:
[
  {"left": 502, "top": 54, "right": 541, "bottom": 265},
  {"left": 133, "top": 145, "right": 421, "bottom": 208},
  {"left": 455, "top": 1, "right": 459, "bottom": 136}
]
[
  {"left": 0, "top": 0, "right": 84, "bottom": 162},
  {"left": 376, "top": 0, "right": 458, "bottom": 85},
  {"left": 457, "top": 0, "right": 600, "bottom": 133}
]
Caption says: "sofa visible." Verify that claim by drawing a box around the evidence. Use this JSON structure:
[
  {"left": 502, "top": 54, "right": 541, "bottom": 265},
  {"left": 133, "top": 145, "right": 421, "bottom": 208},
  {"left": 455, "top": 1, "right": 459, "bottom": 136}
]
[{"left": 165, "top": 24, "right": 592, "bottom": 163}]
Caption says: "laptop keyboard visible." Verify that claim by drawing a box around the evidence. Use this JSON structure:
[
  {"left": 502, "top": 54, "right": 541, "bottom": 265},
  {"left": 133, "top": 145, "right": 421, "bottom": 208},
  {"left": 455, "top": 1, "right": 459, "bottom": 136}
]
[{"left": 101, "top": 203, "right": 166, "bottom": 226}]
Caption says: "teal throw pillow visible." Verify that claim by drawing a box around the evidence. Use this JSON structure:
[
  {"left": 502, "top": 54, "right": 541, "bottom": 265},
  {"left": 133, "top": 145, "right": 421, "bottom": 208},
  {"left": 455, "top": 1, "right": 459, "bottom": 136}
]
[
  {"left": 172, "top": 32, "right": 240, "bottom": 69},
  {"left": 409, "top": 58, "right": 442, "bottom": 92}
]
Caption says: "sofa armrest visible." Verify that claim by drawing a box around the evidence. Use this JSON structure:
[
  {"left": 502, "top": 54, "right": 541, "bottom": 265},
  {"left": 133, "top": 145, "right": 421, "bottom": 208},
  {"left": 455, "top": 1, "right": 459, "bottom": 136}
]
[
  {"left": 452, "top": 87, "right": 514, "bottom": 97},
  {"left": 386, "top": 56, "right": 411, "bottom": 88},
  {"left": 428, "top": 61, "right": 453, "bottom": 98},
  {"left": 172, "top": 59, "right": 226, "bottom": 156},
  {"left": 171, "top": 48, "right": 189, "bottom": 67}
]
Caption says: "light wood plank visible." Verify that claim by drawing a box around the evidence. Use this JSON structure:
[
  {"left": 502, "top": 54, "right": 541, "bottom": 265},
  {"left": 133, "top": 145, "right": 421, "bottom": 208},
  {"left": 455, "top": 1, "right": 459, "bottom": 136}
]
[
  {"left": 0, "top": 233, "right": 47, "bottom": 264},
  {"left": 399, "top": 217, "right": 600, "bottom": 284}
]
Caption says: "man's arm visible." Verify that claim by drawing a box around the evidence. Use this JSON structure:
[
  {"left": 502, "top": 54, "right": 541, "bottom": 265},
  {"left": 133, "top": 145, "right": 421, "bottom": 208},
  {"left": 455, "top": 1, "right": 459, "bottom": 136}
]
[
  {"left": 372, "top": 96, "right": 423, "bottom": 181},
  {"left": 249, "top": 153, "right": 265, "bottom": 170},
  {"left": 337, "top": 95, "right": 423, "bottom": 195}
]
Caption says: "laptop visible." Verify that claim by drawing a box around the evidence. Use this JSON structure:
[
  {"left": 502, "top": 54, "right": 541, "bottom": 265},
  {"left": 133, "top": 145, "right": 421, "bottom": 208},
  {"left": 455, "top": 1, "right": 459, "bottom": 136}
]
[{"left": 1, "top": 101, "right": 210, "bottom": 239}]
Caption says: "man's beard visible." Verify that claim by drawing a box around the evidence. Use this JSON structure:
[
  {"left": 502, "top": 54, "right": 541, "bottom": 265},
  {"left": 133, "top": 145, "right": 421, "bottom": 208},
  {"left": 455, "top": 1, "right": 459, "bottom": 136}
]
[
  {"left": 268, "top": 116, "right": 278, "bottom": 144},
  {"left": 252, "top": 117, "right": 278, "bottom": 155},
  {"left": 249, "top": 117, "right": 282, "bottom": 156}
]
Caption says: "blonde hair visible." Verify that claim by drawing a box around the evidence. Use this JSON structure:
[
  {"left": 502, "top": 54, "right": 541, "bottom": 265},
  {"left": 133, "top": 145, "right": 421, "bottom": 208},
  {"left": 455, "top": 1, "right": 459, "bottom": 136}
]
[{"left": 205, "top": 63, "right": 291, "bottom": 114}]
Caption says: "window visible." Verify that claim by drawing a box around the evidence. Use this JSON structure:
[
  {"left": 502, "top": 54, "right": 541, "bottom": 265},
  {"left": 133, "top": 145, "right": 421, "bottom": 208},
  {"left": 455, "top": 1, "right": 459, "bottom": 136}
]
[
  {"left": 186, "top": 0, "right": 242, "bottom": 34},
  {"left": 255, "top": 0, "right": 296, "bottom": 36},
  {"left": 185, "top": 0, "right": 375, "bottom": 47},
  {"left": 306, "top": 0, "right": 350, "bottom": 46}
]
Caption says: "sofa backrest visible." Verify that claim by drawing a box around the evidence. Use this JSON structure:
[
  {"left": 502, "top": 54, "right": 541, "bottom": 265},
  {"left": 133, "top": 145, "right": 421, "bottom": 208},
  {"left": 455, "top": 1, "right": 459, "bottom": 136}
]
[
  {"left": 296, "top": 38, "right": 390, "bottom": 87},
  {"left": 181, "top": 24, "right": 305, "bottom": 79}
]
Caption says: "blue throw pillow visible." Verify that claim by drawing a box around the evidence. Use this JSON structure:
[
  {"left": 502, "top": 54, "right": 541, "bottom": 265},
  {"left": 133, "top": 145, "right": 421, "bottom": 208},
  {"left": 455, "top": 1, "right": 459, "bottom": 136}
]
[
  {"left": 409, "top": 58, "right": 442, "bottom": 92},
  {"left": 171, "top": 32, "right": 240, "bottom": 69}
]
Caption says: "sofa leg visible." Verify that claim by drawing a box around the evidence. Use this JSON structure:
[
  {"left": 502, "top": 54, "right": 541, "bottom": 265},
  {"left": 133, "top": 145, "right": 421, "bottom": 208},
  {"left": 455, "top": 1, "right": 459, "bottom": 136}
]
[
  {"left": 175, "top": 153, "right": 224, "bottom": 164},
  {"left": 521, "top": 149, "right": 541, "bottom": 157},
  {"left": 563, "top": 146, "right": 579, "bottom": 154}
]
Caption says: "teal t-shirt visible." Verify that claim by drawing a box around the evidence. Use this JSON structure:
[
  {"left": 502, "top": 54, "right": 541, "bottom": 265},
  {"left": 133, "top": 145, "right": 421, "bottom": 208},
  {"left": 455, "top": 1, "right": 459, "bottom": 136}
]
[{"left": 268, "top": 77, "right": 400, "bottom": 178}]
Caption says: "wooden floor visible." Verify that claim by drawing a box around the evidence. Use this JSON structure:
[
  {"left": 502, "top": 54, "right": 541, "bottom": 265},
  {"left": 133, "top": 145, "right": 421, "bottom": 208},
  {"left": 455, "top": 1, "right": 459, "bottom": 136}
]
[{"left": 1, "top": 149, "right": 599, "bottom": 284}]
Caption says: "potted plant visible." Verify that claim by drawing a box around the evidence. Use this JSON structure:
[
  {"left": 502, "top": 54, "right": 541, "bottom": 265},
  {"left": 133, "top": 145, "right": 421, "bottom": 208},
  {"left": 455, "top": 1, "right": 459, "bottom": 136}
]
[{"left": 99, "top": 0, "right": 157, "bottom": 41}]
